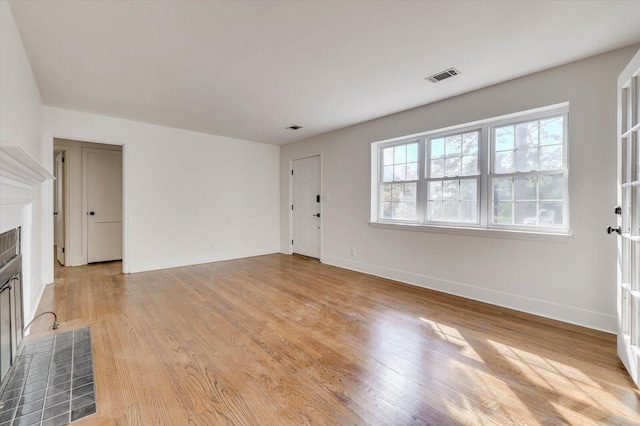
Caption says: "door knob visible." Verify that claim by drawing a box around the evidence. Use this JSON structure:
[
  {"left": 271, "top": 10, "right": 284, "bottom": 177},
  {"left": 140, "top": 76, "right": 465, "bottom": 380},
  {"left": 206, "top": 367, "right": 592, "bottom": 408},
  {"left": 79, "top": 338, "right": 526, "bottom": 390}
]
[
  {"left": 89, "top": 211, "right": 95, "bottom": 216},
  {"left": 313, "top": 213, "right": 320, "bottom": 217},
  {"left": 614, "top": 205, "right": 622, "bottom": 215},
  {"left": 607, "top": 226, "right": 621, "bottom": 235}
]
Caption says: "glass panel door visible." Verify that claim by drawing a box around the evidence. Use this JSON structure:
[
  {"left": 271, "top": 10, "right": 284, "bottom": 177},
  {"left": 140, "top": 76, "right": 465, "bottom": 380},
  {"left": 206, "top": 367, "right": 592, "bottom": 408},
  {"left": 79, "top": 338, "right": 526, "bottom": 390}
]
[{"left": 617, "top": 49, "right": 640, "bottom": 389}]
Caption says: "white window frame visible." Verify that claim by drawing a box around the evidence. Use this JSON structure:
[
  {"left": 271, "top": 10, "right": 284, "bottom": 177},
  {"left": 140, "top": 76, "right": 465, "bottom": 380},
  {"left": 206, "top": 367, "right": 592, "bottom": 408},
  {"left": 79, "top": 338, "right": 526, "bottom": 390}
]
[
  {"left": 424, "top": 127, "right": 482, "bottom": 227},
  {"left": 370, "top": 103, "right": 571, "bottom": 239}
]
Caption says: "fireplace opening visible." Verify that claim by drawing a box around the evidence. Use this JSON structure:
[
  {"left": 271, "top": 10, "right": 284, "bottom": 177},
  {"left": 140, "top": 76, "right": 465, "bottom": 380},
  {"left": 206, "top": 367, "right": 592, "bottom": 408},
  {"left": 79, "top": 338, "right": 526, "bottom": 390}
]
[{"left": 0, "top": 227, "right": 23, "bottom": 383}]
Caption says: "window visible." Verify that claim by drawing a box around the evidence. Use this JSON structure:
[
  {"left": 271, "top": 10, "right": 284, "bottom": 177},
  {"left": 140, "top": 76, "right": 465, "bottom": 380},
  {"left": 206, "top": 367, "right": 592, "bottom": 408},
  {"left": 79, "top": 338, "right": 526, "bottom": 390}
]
[
  {"left": 427, "top": 131, "right": 480, "bottom": 223},
  {"left": 380, "top": 141, "right": 419, "bottom": 221},
  {"left": 372, "top": 105, "right": 569, "bottom": 234}
]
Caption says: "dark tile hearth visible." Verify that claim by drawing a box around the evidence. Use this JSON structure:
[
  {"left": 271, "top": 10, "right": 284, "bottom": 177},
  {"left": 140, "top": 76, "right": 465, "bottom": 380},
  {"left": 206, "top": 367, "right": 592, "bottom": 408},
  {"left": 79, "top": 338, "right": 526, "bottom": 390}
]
[{"left": 0, "top": 329, "right": 97, "bottom": 425}]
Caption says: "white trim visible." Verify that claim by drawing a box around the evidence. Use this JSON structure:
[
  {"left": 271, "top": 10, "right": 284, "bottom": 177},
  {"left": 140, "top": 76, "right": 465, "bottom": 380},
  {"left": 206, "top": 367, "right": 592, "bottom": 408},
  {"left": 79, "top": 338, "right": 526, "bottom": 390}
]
[
  {"left": 369, "top": 221, "right": 573, "bottom": 242},
  {"left": 50, "top": 136, "right": 127, "bottom": 270},
  {"left": 322, "top": 255, "right": 615, "bottom": 333},
  {"left": 0, "top": 143, "right": 54, "bottom": 184}
]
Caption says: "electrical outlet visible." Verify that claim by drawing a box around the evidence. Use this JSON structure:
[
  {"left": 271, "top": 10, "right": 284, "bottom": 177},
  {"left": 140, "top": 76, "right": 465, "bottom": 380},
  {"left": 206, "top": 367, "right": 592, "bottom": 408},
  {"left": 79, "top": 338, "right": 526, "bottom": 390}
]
[{"left": 351, "top": 248, "right": 356, "bottom": 257}]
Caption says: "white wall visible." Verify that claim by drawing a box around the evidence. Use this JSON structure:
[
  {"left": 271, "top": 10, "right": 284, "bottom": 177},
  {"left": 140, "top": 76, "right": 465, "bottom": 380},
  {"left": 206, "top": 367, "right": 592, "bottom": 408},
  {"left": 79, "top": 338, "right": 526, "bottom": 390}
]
[
  {"left": 0, "top": 0, "right": 51, "bottom": 323},
  {"left": 44, "top": 107, "right": 280, "bottom": 273},
  {"left": 280, "top": 45, "right": 640, "bottom": 333},
  {"left": 52, "top": 139, "right": 122, "bottom": 266}
]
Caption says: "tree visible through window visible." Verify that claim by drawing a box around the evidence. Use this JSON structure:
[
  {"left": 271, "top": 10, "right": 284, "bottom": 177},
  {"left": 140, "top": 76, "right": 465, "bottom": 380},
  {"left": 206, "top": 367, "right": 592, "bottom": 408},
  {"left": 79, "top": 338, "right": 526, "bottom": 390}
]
[{"left": 374, "top": 105, "right": 569, "bottom": 233}]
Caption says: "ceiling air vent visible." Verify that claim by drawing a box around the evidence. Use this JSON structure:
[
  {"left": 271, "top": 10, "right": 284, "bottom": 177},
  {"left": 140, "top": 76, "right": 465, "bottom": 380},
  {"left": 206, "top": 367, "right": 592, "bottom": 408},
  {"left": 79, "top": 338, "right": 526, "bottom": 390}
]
[
  {"left": 286, "top": 125, "right": 303, "bottom": 130},
  {"left": 426, "top": 68, "right": 460, "bottom": 83}
]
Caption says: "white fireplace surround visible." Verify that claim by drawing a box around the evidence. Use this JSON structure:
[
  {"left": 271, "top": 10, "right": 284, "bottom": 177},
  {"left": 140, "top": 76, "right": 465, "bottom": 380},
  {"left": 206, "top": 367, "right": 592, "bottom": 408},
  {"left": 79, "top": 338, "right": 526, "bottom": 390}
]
[{"left": 0, "top": 142, "right": 53, "bottom": 326}]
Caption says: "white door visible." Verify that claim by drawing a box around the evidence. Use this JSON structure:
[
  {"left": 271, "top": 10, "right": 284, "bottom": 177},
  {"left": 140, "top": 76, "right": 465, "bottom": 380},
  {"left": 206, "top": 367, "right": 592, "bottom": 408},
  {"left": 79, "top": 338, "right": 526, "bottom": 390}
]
[
  {"left": 55, "top": 152, "right": 65, "bottom": 265},
  {"left": 292, "top": 155, "right": 321, "bottom": 258},
  {"left": 86, "top": 149, "right": 122, "bottom": 263},
  {"left": 617, "top": 48, "right": 640, "bottom": 389}
]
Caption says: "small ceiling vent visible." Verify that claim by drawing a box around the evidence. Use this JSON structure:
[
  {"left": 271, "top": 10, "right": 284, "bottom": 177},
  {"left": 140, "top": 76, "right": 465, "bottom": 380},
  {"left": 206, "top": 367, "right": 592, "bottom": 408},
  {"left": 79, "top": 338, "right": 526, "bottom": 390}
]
[
  {"left": 286, "top": 125, "right": 303, "bottom": 130},
  {"left": 426, "top": 68, "right": 461, "bottom": 83}
]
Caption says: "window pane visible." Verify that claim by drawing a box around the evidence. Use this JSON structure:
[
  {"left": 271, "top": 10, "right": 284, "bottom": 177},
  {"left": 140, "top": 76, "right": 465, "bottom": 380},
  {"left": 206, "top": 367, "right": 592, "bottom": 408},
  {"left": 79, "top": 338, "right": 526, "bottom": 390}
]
[
  {"left": 383, "top": 166, "right": 393, "bottom": 182},
  {"left": 430, "top": 159, "right": 444, "bottom": 178},
  {"left": 539, "top": 145, "right": 563, "bottom": 170},
  {"left": 381, "top": 183, "right": 417, "bottom": 221},
  {"left": 494, "top": 201, "right": 513, "bottom": 224},
  {"left": 539, "top": 117, "right": 563, "bottom": 146},
  {"left": 493, "top": 177, "right": 513, "bottom": 201},
  {"left": 515, "top": 121, "right": 539, "bottom": 149},
  {"left": 427, "top": 201, "right": 443, "bottom": 221},
  {"left": 392, "top": 202, "right": 404, "bottom": 219},
  {"left": 495, "top": 151, "right": 514, "bottom": 173},
  {"left": 381, "top": 202, "right": 392, "bottom": 219},
  {"left": 391, "top": 184, "right": 404, "bottom": 201},
  {"left": 460, "top": 201, "right": 477, "bottom": 223},
  {"left": 394, "top": 164, "right": 407, "bottom": 181},
  {"left": 394, "top": 145, "right": 406, "bottom": 163},
  {"left": 539, "top": 174, "right": 563, "bottom": 200},
  {"left": 404, "top": 202, "right": 417, "bottom": 220},
  {"left": 406, "top": 163, "right": 418, "bottom": 180},
  {"left": 407, "top": 143, "right": 418, "bottom": 162},
  {"left": 515, "top": 176, "right": 537, "bottom": 200},
  {"left": 442, "top": 201, "right": 459, "bottom": 221},
  {"left": 445, "top": 135, "right": 461, "bottom": 156},
  {"left": 495, "top": 126, "right": 514, "bottom": 151},
  {"left": 383, "top": 142, "right": 420, "bottom": 183},
  {"left": 462, "top": 132, "right": 478, "bottom": 155},
  {"left": 382, "top": 184, "right": 392, "bottom": 201},
  {"left": 540, "top": 201, "right": 563, "bottom": 226},
  {"left": 460, "top": 178, "right": 477, "bottom": 201},
  {"left": 428, "top": 181, "right": 443, "bottom": 200},
  {"left": 515, "top": 201, "right": 538, "bottom": 225},
  {"left": 404, "top": 183, "right": 416, "bottom": 200},
  {"left": 516, "top": 148, "right": 539, "bottom": 172},
  {"left": 443, "top": 181, "right": 458, "bottom": 200},
  {"left": 461, "top": 155, "right": 478, "bottom": 176},
  {"left": 445, "top": 157, "right": 461, "bottom": 177},
  {"left": 383, "top": 147, "right": 394, "bottom": 166},
  {"left": 431, "top": 138, "right": 445, "bottom": 159}
]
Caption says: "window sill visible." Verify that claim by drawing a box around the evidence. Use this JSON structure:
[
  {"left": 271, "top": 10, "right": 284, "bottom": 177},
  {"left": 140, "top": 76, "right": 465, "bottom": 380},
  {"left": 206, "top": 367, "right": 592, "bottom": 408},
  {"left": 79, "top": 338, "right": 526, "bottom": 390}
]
[{"left": 368, "top": 221, "right": 573, "bottom": 242}]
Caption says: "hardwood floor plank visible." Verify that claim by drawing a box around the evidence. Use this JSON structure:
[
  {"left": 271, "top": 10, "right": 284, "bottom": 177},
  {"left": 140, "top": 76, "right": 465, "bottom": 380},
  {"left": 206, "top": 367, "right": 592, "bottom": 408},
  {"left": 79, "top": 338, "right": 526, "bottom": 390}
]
[{"left": 24, "top": 254, "right": 640, "bottom": 425}]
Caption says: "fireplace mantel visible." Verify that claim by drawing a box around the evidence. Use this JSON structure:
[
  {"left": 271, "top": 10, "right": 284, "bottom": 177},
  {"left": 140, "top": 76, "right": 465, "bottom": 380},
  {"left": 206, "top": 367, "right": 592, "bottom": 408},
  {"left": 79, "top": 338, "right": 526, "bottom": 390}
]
[{"left": 0, "top": 143, "right": 54, "bottom": 187}]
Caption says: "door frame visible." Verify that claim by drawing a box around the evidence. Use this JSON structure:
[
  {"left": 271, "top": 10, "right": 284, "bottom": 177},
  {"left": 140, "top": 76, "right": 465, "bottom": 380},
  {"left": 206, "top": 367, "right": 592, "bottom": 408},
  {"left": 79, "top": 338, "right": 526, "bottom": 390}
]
[
  {"left": 54, "top": 150, "right": 66, "bottom": 265},
  {"left": 288, "top": 153, "right": 323, "bottom": 259},
  {"left": 49, "top": 136, "right": 129, "bottom": 273}
]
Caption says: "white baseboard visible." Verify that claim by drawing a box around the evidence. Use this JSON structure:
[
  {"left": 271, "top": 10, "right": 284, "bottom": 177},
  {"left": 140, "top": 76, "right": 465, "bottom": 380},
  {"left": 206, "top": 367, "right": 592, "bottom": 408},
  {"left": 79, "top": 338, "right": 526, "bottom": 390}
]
[
  {"left": 128, "top": 247, "right": 280, "bottom": 274},
  {"left": 321, "top": 255, "right": 616, "bottom": 334}
]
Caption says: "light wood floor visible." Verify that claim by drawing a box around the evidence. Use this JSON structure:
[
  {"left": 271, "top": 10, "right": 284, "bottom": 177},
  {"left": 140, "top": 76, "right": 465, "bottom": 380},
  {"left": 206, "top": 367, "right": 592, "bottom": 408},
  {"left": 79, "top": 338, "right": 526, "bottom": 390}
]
[{"left": 29, "top": 254, "right": 639, "bottom": 425}]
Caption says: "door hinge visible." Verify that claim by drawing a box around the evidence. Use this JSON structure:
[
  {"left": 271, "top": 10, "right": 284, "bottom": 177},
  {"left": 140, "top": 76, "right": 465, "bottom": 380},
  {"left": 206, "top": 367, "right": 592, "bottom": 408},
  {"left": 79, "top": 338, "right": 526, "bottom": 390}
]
[
  {"left": 62, "top": 247, "right": 65, "bottom": 253},
  {"left": 61, "top": 157, "right": 65, "bottom": 163},
  {"left": 291, "top": 205, "right": 294, "bottom": 210},
  {"left": 291, "top": 170, "right": 294, "bottom": 175},
  {"left": 291, "top": 239, "right": 294, "bottom": 245}
]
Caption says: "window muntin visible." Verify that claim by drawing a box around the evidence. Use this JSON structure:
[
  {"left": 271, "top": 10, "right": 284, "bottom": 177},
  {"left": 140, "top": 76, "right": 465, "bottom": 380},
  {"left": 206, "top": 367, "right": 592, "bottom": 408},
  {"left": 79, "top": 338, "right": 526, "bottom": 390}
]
[{"left": 374, "top": 106, "right": 569, "bottom": 234}]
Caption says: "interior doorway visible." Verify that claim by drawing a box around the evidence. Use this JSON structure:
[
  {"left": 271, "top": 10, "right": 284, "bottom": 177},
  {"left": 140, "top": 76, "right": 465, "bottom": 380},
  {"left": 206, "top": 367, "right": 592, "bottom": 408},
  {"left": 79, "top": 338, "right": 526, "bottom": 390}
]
[{"left": 52, "top": 139, "right": 123, "bottom": 268}]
